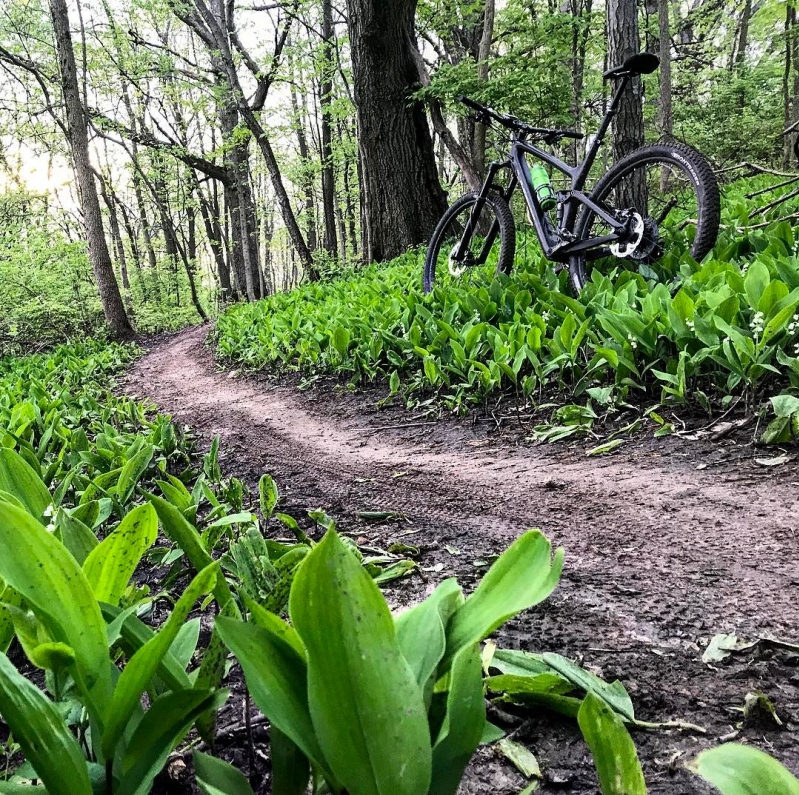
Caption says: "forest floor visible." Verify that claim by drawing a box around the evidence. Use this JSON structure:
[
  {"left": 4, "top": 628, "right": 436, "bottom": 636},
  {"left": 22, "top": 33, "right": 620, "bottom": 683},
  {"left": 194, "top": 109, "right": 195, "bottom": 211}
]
[{"left": 124, "top": 324, "right": 799, "bottom": 795}]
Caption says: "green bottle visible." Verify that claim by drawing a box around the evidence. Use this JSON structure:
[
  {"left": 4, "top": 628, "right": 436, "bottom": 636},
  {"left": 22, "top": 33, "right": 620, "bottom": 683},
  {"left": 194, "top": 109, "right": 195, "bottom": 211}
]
[{"left": 529, "top": 164, "right": 557, "bottom": 211}]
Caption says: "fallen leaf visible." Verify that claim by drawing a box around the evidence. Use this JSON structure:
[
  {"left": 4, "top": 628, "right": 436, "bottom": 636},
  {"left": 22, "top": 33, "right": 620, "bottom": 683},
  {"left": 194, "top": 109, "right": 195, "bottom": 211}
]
[
  {"left": 702, "top": 633, "right": 757, "bottom": 664},
  {"left": 755, "top": 454, "right": 791, "bottom": 467},
  {"left": 498, "top": 738, "right": 541, "bottom": 779}
]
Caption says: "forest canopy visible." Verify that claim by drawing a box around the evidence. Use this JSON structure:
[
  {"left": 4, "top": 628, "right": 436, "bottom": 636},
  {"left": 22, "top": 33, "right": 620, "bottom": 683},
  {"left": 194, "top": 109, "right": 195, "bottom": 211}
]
[{"left": 0, "top": 0, "right": 794, "bottom": 350}]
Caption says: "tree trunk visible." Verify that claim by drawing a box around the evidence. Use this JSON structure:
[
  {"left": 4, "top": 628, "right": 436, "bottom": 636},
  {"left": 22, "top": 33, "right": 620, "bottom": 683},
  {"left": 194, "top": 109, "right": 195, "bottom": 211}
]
[
  {"left": 570, "top": 0, "right": 593, "bottom": 143},
  {"left": 320, "top": 0, "right": 338, "bottom": 259},
  {"left": 346, "top": 0, "right": 448, "bottom": 262},
  {"left": 658, "top": 0, "right": 673, "bottom": 141},
  {"left": 48, "top": 0, "right": 133, "bottom": 339},
  {"left": 472, "top": 0, "right": 495, "bottom": 179},
  {"left": 784, "top": 1, "right": 795, "bottom": 168},
  {"left": 607, "top": 0, "right": 645, "bottom": 163},
  {"left": 288, "top": 47, "right": 318, "bottom": 255},
  {"left": 98, "top": 175, "right": 134, "bottom": 316},
  {"left": 734, "top": 0, "right": 753, "bottom": 67}
]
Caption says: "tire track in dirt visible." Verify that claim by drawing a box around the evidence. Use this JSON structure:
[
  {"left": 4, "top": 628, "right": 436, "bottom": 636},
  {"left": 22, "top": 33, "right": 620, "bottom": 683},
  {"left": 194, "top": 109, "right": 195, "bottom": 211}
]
[{"left": 125, "top": 325, "right": 799, "bottom": 793}]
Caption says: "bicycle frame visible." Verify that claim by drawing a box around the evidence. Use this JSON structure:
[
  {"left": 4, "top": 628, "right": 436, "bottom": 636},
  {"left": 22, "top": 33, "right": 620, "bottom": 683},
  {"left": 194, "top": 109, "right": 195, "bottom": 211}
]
[{"left": 454, "top": 76, "right": 634, "bottom": 266}]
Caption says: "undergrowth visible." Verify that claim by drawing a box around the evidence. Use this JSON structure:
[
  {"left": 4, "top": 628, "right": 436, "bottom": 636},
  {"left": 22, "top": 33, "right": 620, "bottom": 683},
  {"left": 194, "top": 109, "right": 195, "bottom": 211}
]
[{"left": 216, "top": 179, "right": 799, "bottom": 441}]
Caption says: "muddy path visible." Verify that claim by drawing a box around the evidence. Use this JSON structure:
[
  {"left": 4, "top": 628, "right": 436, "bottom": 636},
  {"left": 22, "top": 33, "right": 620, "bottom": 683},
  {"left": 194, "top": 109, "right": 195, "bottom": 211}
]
[{"left": 125, "top": 325, "right": 799, "bottom": 793}]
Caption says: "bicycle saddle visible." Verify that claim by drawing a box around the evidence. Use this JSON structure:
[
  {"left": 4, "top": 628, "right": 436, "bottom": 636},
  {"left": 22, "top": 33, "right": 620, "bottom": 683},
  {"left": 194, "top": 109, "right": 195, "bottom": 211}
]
[{"left": 603, "top": 52, "right": 660, "bottom": 80}]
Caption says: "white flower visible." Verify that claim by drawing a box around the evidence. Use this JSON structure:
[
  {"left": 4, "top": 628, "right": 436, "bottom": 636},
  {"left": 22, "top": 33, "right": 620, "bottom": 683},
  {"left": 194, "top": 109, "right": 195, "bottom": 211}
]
[
  {"left": 686, "top": 319, "right": 695, "bottom": 331},
  {"left": 627, "top": 333, "right": 638, "bottom": 349},
  {"left": 542, "top": 311, "right": 551, "bottom": 323}
]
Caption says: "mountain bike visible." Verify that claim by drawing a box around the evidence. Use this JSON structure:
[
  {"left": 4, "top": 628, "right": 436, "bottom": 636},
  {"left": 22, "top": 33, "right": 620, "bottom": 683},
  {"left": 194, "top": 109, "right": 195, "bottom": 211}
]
[{"left": 423, "top": 52, "right": 720, "bottom": 294}]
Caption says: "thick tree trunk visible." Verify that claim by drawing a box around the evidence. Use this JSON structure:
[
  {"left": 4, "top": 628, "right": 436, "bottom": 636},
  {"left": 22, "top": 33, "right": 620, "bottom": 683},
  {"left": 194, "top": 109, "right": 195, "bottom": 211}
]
[
  {"left": 48, "top": 0, "right": 133, "bottom": 339},
  {"left": 346, "top": 0, "right": 448, "bottom": 262},
  {"left": 320, "top": 0, "right": 338, "bottom": 259},
  {"left": 607, "top": 0, "right": 645, "bottom": 162}
]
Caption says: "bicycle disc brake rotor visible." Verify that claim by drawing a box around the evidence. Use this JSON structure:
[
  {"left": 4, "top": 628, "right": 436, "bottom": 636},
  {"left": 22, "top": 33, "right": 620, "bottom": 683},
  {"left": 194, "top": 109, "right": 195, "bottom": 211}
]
[
  {"left": 609, "top": 212, "right": 645, "bottom": 258},
  {"left": 448, "top": 245, "right": 467, "bottom": 276},
  {"left": 628, "top": 217, "right": 661, "bottom": 263}
]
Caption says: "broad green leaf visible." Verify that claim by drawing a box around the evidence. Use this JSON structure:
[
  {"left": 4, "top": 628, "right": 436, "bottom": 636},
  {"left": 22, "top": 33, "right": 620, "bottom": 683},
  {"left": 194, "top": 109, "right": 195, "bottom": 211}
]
[
  {"left": 497, "top": 738, "right": 541, "bottom": 779},
  {"left": 102, "top": 563, "right": 218, "bottom": 758},
  {"left": 194, "top": 751, "right": 256, "bottom": 795},
  {"left": 485, "top": 672, "right": 574, "bottom": 697},
  {"left": 771, "top": 394, "right": 799, "bottom": 418},
  {"left": 83, "top": 503, "right": 158, "bottom": 606},
  {"left": 259, "top": 474, "right": 279, "bottom": 518},
  {"left": 195, "top": 599, "right": 241, "bottom": 744},
  {"left": 117, "top": 688, "right": 228, "bottom": 795},
  {"left": 744, "top": 261, "right": 770, "bottom": 311},
  {"left": 115, "top": 445, "right": 154, "bottom": 504},
  {"left": 0, "top": 502, "right": 111, "bottom": 722},
  {"left": 332, "top": 326, "right": 350, "bottom": 357},
  {"left": 543, "top": 653, "right": 635, "bottom": 721},
  {"left": 243, "top": 593, "right": 306, "bottom": 660},
  {"left": 445, "top": 531, "right": 563, "bottom": 664},
  {"left": 0, "top": 653, "right": 91, "bottom": 795},
  {"left": 149, "top": 495, "right": 234, "bottom": 606},
  {"left": 491, "top": 648, "right": 551, "bottom": 677},
  {"left": 99, "top": 603, "right": 192, "bottom": 692},
  {"left": 429, "top": 643, "right": 485, "bottom": 795},
  {"left": 290, "top": 529, "right": 432, "bottom": 795},
  {"left": 578, "top": 692, "right": 646, "bottom": 795},
  {"left": 271, "top": 727, "right": 311, "bottom": 795},
  {"left": 170, "top": 617, "right": 201, "bottom": 672},
  {"left": 215, "top": 616, "right": 330, "bottom": 778},
  {"left": 0, "top": 448, "right": 50, "bottom": 521},
  {"left": 394, "top": 578, "right": 463, "bottom": 689},
  {"left": 688, "top": 743, "right": 799, "bottom": 795},
  {"left": 55, "top": 508, "right": 99, "bottom": 565}
]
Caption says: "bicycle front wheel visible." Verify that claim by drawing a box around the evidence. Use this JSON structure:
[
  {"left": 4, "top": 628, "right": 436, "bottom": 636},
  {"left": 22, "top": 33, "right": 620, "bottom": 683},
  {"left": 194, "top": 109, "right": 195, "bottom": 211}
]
[
  {"left": 569, "top": 142, "right": 720, "bottom": 292},
  {"left": 423, "top": 191, "right": 516, "bottom": 294}
]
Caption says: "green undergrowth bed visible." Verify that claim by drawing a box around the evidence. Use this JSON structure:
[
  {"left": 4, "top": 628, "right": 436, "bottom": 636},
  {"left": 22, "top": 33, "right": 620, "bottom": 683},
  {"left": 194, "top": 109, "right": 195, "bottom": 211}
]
[{"left": 216, "top": 180, "right": 799, "bottom": 443}]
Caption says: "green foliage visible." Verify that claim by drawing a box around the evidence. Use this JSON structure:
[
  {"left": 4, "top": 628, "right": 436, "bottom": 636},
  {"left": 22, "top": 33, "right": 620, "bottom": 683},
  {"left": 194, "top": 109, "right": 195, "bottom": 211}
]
[
  {"left": 216, "top": 196, "right": 799, "bottom": 419},
  {"left": 215, "top": 527, "right": 563, "bottom": 795},
  {"left": 689, "top": 743, "right": 799, "bottom": 795}
]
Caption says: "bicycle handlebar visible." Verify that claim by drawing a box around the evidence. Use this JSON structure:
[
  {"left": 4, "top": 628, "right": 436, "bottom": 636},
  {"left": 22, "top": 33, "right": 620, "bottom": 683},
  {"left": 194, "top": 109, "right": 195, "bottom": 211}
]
[{"left": 456, "top": 95, "right": 583, "bottom": 142}]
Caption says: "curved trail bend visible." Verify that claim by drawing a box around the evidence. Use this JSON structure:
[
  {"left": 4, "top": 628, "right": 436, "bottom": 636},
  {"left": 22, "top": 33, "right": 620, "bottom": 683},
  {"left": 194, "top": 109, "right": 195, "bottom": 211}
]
[{"left": 126, "top": 325, "right": 799, "bottom": 793}]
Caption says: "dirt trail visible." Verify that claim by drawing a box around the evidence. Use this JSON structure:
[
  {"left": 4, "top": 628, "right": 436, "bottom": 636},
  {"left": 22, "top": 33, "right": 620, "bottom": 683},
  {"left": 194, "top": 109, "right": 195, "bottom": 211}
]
[{"left": 126, "top": 325, "right": 799, "bottom": 793}]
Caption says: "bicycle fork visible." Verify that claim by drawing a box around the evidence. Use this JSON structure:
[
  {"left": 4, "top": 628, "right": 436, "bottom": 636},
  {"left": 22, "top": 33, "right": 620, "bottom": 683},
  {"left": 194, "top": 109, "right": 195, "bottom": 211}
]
[{"left": 452, "top": 163, "right": 517, "bottom": 266}]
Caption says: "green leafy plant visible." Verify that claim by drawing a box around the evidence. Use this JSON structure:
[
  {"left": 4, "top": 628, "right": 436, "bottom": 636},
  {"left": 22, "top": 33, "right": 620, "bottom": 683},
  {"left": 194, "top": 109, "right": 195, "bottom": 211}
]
[
  {"left": 689, "top": 743, "right": 799, "bottom": 795},
  {"left": 210, "top": 527, "right": 563, "bottom": 795},
  {"left": 0, "top": 490, "right": 227, "bottom": 795}
]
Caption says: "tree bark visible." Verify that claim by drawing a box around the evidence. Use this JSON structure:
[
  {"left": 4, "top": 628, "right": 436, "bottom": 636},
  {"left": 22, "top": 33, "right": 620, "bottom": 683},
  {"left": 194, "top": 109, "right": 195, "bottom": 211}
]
[
  {"left": 288, "top": 46, "right": 318, "bottom": 255},
  {"left": 607, "top": 0, "right": 645, "bottom": 163},
  {"left": 472, "top": 0, "right": 495, "bottom": 179},
  {"left": 346, "top": 0, "right": 448, "bottom": 262},
  {"left": 320, "top": 0, "right": 338, "bottom": 259},
  {"left": 48, "top": 0, "right": 133, "bottom": 339},
  {"left": 658, "top": 0, "right": 673, "bottom": 141}
]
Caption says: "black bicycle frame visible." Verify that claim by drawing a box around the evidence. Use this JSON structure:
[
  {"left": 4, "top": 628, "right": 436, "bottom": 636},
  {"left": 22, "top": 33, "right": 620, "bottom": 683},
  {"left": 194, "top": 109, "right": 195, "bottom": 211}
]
[{"left": 455, "top": 75, "right": 634, "bottom": 266}]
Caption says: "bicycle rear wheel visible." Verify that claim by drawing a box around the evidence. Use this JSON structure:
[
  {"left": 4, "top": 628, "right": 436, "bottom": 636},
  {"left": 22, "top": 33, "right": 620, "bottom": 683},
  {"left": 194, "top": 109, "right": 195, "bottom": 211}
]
[
  {"left": 569, "top": 142, "right": 720, "bottom": 292},
  {"left": 423, "top": 191, "right": 516, "bottom": 293}
]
